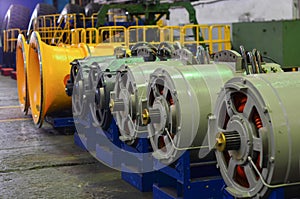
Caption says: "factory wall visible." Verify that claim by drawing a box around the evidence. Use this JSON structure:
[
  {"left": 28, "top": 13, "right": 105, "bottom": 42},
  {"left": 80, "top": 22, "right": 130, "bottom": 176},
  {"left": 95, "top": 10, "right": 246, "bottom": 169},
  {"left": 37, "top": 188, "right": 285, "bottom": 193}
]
[{"left": 169, "top": 0, "right": 295, "bottom": 25}]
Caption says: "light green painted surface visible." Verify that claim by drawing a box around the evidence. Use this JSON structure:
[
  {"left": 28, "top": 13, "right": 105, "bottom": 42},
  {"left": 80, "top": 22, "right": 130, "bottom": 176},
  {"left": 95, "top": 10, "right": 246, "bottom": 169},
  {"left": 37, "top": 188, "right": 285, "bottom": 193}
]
[{"left": 232, "top": 20, "right": 300, "bottom": 68}]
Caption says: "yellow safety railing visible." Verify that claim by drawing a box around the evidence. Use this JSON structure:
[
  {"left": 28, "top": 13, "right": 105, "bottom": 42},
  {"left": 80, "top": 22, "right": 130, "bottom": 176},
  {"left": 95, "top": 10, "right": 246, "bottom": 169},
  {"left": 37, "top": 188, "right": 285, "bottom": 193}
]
[
  {"left": 71, "top": 28, "right": 99, "bottom": 45},
  {"left": 3, "top": 29, "right": 23, "bottom": 52},
  {"left": 71, "top": 28, "right": 85, "bottom": 44},
  {"left": 34, "top": 14, "right": 62, "bottom": 31},
  {"left": 127, "top": 25, "right": 162, "bottom": 47},
  {"left": 160, "top": 26, "right": 181, "bottom": 43},
  {"left": 181, "top": 24, "right": 231, "bottom": 54},
  {"left": 84, "top": 13, "right": 98, "bottom": 28},
  {"left": 208, "top": 25, "right": 231, "bottom": 53},
  {"left": 85, "top": 28, "right": 99, "bottom": 45},
  {"left": 99, "top": 26, "right": 127, "bottom": 46},
  {"left": 70, "top": 24, "right": 231, "bottom": 54},
  {"left": 35, "top": 27, "right": 71, "bottom": 45},
  {"left": 180, "top": 24, "right": 209, "bottom": 53},
  {"left": 3, "top": 22, "right": 231, "bottom": 54}
]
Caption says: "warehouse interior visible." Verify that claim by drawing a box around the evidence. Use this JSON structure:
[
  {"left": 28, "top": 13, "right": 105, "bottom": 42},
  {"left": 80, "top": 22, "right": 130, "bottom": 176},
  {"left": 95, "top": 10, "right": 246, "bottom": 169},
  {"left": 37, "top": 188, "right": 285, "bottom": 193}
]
[{"left": 1, "top": 0, "right": 300, "bottom": 198}]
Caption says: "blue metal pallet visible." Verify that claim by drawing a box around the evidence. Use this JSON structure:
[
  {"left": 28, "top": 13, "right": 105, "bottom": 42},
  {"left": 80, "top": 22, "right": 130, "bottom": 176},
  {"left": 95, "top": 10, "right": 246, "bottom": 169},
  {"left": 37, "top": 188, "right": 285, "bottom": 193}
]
[
  {"left": 72, "top": 117, "right": 156, "bottom": 192},
  {"left": 153, "top": 151, "right": 225, "bottom": 199},
  {"left": 73, "top": 117, "right": 123, "bottom": 167},
  {"left": 102, "top": 120, "right": 121, "bottom": 147},
  {"left": 121, "top": 169, "right": 156, "bottom": 192},
  {"left": 45, "top": 116, "right": 74, "bottom": 128},
  {"left": 121, "top": 135, "right": 157, "bottom": 192},
  {"left": 52, "top": 117, "right": 74, "bottom": 128},
  {"left": 91, "top": 120, "right": 123, "bottom": 167}
]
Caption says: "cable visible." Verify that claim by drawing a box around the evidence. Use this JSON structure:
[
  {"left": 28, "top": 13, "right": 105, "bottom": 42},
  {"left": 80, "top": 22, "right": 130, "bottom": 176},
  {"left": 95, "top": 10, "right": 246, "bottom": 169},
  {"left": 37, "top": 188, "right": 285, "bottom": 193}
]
[
  {"left": 192, "top": 0, "right": 231, "bottom": 6},
  {"left": 262, "top": 55, "right": 279, "bottom": 64},
  {"left": 248, "top": 156, "right": 300, "bottom": 189},
  {"left": 164, "top": 128, "right": 209, "bottom": 150}
]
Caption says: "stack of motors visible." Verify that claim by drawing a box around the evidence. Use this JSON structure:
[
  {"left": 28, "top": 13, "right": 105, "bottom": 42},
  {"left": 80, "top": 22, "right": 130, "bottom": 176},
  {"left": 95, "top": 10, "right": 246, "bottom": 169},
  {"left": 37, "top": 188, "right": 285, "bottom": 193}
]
[
  {"left": 144, "top": 48, "right": 282, "bottom": 164},
  {"left": 111, "top": 60, "right": 184, "bottom": 144},
  {"left": 71, "top": 42, "right": 181, "bottom": 133}
]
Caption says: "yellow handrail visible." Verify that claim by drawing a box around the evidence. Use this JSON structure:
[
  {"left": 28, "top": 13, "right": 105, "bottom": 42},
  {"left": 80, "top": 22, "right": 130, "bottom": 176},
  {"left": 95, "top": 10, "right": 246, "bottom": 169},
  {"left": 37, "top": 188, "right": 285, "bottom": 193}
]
[
  {"left": 127, "top": 25, "right": 162, "bottom": 46},
  {"left": 181, "top": 24, "right": 231, "bottom": 54},
  {"left": 4, "top": 23, "right": 231, "bottom": 54},
  {"left": 98, "top": 26, "right": 127, "bottom": 45},
  {"left": 3, "top": 28, "right": 21, "bottom": 52}
]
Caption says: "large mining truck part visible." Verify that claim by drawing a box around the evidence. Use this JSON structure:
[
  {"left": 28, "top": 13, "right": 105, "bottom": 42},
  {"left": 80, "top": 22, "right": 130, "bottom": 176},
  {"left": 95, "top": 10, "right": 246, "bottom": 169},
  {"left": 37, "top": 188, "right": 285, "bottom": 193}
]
[
  {"left": 208, "top": 72, "right": 300, "bottom": 198},
  {"left": 27, "top": 31, "right": 117, "bottom": 127},
  {"left": 2, "top": 4, "right": 30, "bottom": 31},
  {"left": 16, "top": 34, "right": 30, "bottom": 114},
  {"left": 58, "top": 3, "right": 85, "bottom": 28},
  {"left": 27, "top": 3, "right": 57, "bottom": 35}
]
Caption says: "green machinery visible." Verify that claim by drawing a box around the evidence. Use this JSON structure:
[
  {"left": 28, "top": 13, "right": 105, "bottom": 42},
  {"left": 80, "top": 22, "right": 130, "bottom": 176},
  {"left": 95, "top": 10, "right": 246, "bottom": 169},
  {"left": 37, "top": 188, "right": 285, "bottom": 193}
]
[
  {"left": 232, "top": 20, "right": 300, "bottom": 69},
  {"left": 96, "top": 0, "right": 202, "bottom": 41},
  {"left": 97, "top": 1, "right": 197, "bottom": 26}
]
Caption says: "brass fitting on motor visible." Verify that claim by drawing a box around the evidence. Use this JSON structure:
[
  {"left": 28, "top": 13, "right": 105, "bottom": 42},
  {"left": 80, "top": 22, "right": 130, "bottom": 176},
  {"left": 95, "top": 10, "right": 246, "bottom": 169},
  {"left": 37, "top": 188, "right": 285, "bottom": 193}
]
[
  {"left": 109, "top": 99, "right": 114, "bottom": 112},
  {"left": 142, "top": 108, "right": 150, "bottom": 125},
  {"left": 215, "top": 131, "right": 241, "bottom": 152},
  {"left": 215, "top": 132, "right": 226, "bottom": 152}
]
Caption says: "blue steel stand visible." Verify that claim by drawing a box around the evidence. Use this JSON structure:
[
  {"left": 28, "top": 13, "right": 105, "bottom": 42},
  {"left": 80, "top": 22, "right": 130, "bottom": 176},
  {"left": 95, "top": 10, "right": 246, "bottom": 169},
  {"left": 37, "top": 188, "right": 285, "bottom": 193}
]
[
  {"left": 94, "top": 120, "right": 122, "bottom": 167},
  {"left": 153, "top": 151, "right": 224, "bottom": 199},
  {"left": 121, "top": 135, "right": 156, "bottom": 192},
  {"left": 46, "top": 117, "right": 74, "bottom": 128},
  {"left": 101, "top": 120, "right": 121, "bottom": 147},
  {"left": 73, "top": 117, "right": 122, "bottom": 166}
]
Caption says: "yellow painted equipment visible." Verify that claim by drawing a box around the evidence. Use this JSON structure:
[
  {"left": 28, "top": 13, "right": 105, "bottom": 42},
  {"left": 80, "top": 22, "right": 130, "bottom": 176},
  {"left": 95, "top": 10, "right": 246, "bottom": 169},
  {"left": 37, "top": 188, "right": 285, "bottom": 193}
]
[
  {"left": 16, "top": 34, "right": 30, "bottom": 114},
  {"left": 26, "top": 31, "right": 117, "bottom": 127},
  {"left": 15, "top": 23, "right": 232, "bottom": 127},
  {"left": 89, "top": 43, "right": 120, "bottom": 56}
]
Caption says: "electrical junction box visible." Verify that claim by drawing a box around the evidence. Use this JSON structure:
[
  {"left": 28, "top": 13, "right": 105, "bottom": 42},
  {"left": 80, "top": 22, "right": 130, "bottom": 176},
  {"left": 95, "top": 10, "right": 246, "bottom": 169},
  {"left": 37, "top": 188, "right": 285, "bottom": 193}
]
[{"left": 232, "top": 20, "right": 300, "bottom": 69}]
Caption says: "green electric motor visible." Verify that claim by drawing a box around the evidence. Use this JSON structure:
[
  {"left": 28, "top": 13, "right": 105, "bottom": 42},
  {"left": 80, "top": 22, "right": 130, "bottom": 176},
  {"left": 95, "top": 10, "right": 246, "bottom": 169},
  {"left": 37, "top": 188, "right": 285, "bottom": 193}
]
[{"left": 208, "top": 72, "right": 300, "bottom": 198}]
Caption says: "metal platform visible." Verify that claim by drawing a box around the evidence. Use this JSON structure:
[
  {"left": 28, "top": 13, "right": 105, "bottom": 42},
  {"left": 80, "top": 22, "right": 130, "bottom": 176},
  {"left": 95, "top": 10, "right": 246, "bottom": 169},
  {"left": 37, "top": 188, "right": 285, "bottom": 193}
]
[
  {"left": 121, "top": 136, "right": 156, "bottom": 192},
  {"left": 93, "top": 120, "right": 123, "bottom": 167},
  {"left": 153, "top": 151, "right": 224, "bottom": 199},
  {"left": 45, "top": 117, "right": 74, "bottom": 128}
]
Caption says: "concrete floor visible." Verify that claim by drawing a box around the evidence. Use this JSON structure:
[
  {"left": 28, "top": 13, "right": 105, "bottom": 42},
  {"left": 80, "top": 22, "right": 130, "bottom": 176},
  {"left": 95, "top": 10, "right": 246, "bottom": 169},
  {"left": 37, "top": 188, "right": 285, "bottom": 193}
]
[{"left": 0, "top": 75, "right": 152, "bottom": 198}]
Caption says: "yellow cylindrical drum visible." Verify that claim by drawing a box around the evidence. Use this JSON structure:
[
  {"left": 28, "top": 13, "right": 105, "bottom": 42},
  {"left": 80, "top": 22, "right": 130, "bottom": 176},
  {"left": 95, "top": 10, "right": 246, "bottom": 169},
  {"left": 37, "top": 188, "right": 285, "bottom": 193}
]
[
  {"left": 27, "top": 31, "right": 90, "bottom": 127},
  {"left": 16, "top": 34, "right": 30, "bottom": 114}
]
